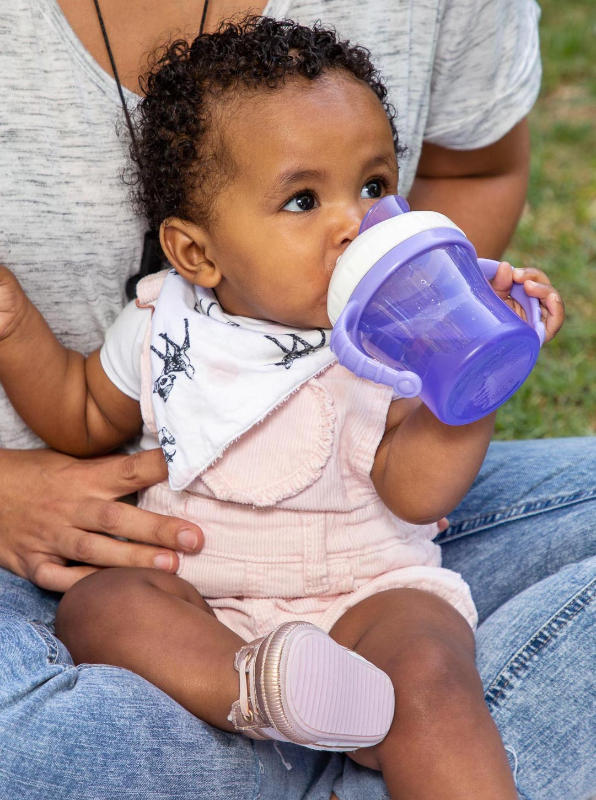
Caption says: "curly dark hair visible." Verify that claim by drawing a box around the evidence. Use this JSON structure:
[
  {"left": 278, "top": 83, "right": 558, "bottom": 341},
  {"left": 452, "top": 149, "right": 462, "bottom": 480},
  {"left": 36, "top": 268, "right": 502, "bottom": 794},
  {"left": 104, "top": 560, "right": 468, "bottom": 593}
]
[{"left": 129, "top": 15, "right": 402, "bottom": 231}]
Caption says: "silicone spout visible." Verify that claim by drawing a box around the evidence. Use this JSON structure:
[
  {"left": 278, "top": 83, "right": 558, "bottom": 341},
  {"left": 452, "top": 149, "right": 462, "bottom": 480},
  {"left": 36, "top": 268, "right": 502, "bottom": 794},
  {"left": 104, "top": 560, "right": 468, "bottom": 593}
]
[{"left": 359, "top": 195, "right": 411, "bottom": 234}]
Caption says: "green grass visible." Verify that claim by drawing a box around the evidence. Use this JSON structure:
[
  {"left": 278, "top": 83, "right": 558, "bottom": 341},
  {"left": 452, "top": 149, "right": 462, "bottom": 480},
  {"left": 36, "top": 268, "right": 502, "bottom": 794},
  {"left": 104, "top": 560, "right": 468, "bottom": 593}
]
[{"left": 494, "top": 0, "right": 596, "bottom": 439}]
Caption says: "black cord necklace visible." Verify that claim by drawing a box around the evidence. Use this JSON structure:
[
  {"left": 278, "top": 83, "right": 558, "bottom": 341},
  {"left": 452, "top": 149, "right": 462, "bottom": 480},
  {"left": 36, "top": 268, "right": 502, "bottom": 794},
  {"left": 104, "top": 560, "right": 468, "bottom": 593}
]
[{"left": 92, "top": 0, "right": 210, "bottom": 298}]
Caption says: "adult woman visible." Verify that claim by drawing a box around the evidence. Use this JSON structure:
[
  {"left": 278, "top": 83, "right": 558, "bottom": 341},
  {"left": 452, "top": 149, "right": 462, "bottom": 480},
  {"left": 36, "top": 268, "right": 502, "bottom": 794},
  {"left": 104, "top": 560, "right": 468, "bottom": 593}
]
[{"left": 0, "top": 1, "right": 594, "bottom": 798}]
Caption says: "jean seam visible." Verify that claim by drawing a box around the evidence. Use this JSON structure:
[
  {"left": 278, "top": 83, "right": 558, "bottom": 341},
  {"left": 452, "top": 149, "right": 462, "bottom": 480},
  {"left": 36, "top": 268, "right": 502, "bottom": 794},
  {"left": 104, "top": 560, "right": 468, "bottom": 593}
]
[
  {"left": 29, "top": 620, "right": 60, "bottom": 665},
  {"left": 484, "top": 576, "right": 596, "bottom": 710},
  {"left": 439, "top": 488, "right": 596, "bottom": 542}
]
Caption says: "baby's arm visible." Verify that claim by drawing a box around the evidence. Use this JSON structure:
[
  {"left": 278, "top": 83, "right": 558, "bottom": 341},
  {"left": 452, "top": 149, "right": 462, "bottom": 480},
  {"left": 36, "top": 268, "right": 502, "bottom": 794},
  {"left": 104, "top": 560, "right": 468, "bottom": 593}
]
[
  {"left": 372, "top": 261, "right": 565, "bottom": 523},
  {"left": 371, "top": 398, "right": 495, "bottom": 524},
  {"left": 0, "top": 267, "right": 142, "bottom": 455}
]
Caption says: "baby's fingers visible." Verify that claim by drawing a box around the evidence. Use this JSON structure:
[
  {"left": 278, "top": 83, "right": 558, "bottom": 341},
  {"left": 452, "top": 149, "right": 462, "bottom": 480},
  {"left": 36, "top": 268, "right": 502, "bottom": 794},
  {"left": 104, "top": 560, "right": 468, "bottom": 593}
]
[
  {"left": 543, "top": 290, "right": 565, "bottom": 342},
  {"left": 0, "top": 265, "right": 30, "bottom": 340},
  {"left": 523, "top": 280, "right": 565, "bottom": 343},
  {"left": 512, "top": 267, "right": 552, "bottom": 287},
  {"left": 490, "top": 261, "right": 514, "bottom": 300}
]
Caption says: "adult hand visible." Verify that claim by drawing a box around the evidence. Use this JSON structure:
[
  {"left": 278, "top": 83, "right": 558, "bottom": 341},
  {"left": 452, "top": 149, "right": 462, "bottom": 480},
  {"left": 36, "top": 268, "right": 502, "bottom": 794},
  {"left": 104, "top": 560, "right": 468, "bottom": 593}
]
[{"left": 0, "top": 447, "right": 204, "bottom": 593}]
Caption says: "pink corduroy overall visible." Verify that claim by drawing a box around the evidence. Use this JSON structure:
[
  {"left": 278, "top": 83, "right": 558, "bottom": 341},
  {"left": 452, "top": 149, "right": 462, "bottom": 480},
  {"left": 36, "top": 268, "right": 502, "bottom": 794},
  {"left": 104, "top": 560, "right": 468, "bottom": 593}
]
[{"left": 136, "top": 272, "right": 477, "bottom": 641}]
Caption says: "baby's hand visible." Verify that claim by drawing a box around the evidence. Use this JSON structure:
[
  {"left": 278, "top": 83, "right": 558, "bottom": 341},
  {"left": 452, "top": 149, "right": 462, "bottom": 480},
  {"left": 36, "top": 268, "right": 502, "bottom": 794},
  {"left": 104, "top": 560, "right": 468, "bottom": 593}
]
[
  {"left": 489, "top": 262, "right": 564, "bottom": 344},
  {"left": 0, "top": 266, "right": 31, "bottom": 342}
]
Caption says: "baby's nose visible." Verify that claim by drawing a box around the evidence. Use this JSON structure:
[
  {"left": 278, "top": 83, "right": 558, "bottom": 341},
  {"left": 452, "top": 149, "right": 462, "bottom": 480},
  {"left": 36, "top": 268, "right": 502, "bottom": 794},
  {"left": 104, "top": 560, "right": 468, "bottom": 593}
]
[{"left": 336, "top": 209, "right": 362, "bottom": 249}]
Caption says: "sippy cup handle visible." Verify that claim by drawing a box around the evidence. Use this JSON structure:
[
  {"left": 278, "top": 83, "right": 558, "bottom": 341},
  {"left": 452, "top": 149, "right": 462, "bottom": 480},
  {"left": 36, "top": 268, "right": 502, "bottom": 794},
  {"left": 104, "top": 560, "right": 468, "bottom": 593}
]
[
  {"left": 477, "top": 259, "right": 546, "bottom": 346},
  {"left": 331, "top": 300, "right": 423, "bottom": 398}
]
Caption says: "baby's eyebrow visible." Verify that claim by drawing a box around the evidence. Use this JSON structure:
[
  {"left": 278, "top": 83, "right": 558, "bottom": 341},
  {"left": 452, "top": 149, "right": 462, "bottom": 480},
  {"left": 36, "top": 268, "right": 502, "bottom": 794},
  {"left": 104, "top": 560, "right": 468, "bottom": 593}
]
[
  {"left": 264, "top": 154, "right": 397, "bottom": 201},
  {"left": 265, "top": 168, "right": 326, "bottom": 200},
  {"left": 365, "top": 154, "right": 399, "bottom": 173}
]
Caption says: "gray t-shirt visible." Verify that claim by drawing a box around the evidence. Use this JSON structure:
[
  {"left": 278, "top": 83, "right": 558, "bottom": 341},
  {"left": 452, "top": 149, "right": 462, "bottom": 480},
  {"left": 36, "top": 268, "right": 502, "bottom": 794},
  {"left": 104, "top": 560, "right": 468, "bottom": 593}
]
[{"left": 0, "top": 0, "right": 541, "bottom": 449}]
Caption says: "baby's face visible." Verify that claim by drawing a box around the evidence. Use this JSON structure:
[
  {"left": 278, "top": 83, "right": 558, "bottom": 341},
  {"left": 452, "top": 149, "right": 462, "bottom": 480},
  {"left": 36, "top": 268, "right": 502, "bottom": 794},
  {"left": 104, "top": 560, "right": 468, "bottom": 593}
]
[{"left": 205, "top": 73, "right": 398, "bottom": 328}]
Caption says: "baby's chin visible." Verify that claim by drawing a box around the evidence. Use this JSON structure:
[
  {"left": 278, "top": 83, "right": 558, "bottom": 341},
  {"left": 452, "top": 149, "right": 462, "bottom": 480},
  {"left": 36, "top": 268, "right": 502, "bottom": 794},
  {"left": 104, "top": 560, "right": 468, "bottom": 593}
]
[
  {"left": 269, "top": 304, "right": 331, "bottom": 331},
  {"left": 289, "top": 312, "right": 332, "bottom": 330},
  {"left": 304, "top": 301, "right": 332, "bottom": 330}
]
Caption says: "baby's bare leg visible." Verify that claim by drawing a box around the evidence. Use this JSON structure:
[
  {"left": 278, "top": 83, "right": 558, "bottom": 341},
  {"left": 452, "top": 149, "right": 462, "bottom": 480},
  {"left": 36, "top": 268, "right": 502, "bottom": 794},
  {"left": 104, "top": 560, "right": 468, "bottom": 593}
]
[
  {"left": 330, "top": 589, "right": 517, "bottom": 800},
  {"left": 55, "top": 567, "right": 243, "bottom": 731}
]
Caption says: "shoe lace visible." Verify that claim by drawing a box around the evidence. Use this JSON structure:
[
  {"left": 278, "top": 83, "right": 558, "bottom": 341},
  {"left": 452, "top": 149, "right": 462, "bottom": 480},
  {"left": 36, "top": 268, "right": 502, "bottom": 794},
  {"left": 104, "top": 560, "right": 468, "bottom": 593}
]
[{"left": 238, "top": 650, "right": 256, "bottom": 723}]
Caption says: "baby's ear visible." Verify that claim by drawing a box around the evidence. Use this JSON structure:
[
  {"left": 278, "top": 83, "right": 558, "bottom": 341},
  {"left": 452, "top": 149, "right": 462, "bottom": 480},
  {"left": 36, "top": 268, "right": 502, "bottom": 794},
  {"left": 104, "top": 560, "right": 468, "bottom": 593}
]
[{"left": 160, "top": 218, "right": 222, "bottom": 288}]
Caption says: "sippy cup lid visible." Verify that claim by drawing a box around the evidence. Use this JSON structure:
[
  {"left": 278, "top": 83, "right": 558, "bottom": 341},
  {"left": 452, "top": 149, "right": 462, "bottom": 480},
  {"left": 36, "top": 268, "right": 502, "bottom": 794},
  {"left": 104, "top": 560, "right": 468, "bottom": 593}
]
[{"left": 327, "top": 197, "right": 464, "bottom": 325}]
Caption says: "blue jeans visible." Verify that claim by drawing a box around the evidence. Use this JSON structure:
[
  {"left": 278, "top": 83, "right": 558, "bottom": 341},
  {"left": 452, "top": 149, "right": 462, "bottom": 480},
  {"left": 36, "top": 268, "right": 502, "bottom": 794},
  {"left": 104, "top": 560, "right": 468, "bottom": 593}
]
[{"left": 1, "top": 438, "right": 595, "bottom": 800}]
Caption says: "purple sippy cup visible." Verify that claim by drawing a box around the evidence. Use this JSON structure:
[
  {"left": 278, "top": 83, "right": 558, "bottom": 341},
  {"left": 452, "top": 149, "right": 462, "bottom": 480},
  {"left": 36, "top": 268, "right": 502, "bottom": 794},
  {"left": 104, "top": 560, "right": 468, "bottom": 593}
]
[{"left": 328, "top": 195, "right": 546, "bottom": 425}]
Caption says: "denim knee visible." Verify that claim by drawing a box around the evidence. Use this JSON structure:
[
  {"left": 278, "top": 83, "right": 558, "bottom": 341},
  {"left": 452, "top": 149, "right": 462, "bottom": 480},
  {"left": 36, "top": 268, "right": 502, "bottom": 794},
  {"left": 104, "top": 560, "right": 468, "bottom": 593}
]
[{"left": 0, "top": 611, "right": 73, "bottom": 705}]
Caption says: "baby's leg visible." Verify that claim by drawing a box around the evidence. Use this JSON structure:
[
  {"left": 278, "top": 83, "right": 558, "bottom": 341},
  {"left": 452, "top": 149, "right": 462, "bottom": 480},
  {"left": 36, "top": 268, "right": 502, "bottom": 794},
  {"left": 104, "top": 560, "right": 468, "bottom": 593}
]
[
  {"left": 55, "top": 567, "right": 243, "bottom": 731},
  {"left": 330, "top": 589, "right": 517, "bottom": 800}
]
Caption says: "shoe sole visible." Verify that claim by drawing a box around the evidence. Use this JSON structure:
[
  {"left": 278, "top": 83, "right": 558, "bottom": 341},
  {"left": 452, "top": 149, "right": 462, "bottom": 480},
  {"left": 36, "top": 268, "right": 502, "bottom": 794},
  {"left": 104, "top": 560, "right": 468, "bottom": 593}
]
[{"left": 257, "top": 621, "right": 395, "bottom": 751}]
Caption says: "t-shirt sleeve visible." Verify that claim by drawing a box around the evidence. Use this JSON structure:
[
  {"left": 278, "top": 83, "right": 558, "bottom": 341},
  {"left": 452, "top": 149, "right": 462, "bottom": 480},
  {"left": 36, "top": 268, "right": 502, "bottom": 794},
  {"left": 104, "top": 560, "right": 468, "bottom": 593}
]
[
  {"left": 99, "top": 300, "right": 150, "bottom": 401},
  {"left": 424, "top": 0, "right": 542, "bottom": 149}
]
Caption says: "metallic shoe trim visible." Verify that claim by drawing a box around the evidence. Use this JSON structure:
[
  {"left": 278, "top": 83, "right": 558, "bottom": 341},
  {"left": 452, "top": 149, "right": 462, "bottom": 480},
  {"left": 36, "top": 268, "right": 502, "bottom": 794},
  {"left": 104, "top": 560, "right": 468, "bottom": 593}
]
[{"left": 258, "top": 621, "right": 313, "bottom": 745}]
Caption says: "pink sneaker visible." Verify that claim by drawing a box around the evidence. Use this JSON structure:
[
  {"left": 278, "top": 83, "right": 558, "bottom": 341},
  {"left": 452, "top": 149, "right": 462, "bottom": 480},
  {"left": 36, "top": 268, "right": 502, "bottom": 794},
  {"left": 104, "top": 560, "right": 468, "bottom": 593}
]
[{"left": 228, "top": 621, "right": 395, "bottom": 751}]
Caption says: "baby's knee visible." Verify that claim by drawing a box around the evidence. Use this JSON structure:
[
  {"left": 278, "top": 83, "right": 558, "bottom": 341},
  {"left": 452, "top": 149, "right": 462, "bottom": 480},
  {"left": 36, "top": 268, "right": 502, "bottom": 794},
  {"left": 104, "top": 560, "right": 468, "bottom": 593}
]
[
  {"left": 56, "top": 568, "right": 208, "bottom": 660},
  {"left": 56, "top": 568, "right": 137, "bottom": 650},
  {"left": 348, "top": 631, "right": 483, "bottom": 771},
  {"left": 386, "top": 632, "right": 483, "bottom": 719},
  {"left": 56, "top": 569, "right": 169, "bottom": 651}
]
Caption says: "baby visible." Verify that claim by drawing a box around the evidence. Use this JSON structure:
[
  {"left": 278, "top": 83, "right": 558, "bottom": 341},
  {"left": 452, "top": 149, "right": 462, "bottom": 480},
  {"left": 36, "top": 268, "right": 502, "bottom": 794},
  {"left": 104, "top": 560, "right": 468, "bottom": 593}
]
[{"left": 0, "top": 16, "right": 564, "bottom": 799}]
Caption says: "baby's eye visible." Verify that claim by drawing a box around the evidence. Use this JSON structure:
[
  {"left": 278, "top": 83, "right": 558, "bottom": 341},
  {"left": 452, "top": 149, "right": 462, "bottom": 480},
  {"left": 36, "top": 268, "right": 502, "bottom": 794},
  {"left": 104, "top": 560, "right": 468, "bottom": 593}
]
[
  {"left": 283, "top": 192, "right": 317, "bottom": 212},
  {"left": 361, "top": 180, "right": 384, "bottom": 200}
]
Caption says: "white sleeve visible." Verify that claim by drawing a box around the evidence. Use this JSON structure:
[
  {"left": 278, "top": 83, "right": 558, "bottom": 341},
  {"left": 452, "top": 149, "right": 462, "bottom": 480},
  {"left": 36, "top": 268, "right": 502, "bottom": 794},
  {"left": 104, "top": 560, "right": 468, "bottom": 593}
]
[
  {"left": 424, "top": 0, "right": 542, "bottom": 149},
  {"left": 99, "top": 301, "right": 150, "bottom": 401}
]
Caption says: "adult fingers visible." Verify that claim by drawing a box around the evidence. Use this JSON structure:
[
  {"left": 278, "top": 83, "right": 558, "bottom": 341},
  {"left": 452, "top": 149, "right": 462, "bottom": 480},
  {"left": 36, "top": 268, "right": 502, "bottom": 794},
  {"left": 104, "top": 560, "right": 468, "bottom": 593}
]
[
  {"left": 83, "top": 448, "right": 171, "bottom": 497},
  {"left": 58, "top": 523, "right": 184, "bottom": 573},
  {"left": 66, "top": 450, "right": 204, "bottom": 553},
  {"left": 29, "top": 555, "right": 101, "bottom": 594},
  {"left": 74, "top": 498, "right": 204, "bottom": 554}
]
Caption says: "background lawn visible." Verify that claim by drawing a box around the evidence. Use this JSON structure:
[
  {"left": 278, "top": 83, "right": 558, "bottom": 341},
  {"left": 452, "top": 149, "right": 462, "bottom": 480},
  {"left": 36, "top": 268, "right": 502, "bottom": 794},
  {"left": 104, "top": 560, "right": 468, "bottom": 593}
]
[{"left": 494, "top": 0, "right": 596, "bottom": 439}]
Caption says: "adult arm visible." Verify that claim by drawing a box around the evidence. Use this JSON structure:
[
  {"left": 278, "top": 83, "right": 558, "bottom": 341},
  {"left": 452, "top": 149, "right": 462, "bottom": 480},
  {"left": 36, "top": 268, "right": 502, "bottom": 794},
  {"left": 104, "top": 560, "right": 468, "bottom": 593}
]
[
  {"left": 408, "top": 119, "right": 531, "bottom": 259},
  {"left": 406, "top": 0, "right": 541, "bottom": 256},
  {"left": 0, "top": 268, "right": 204, "bottom": 592}
]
